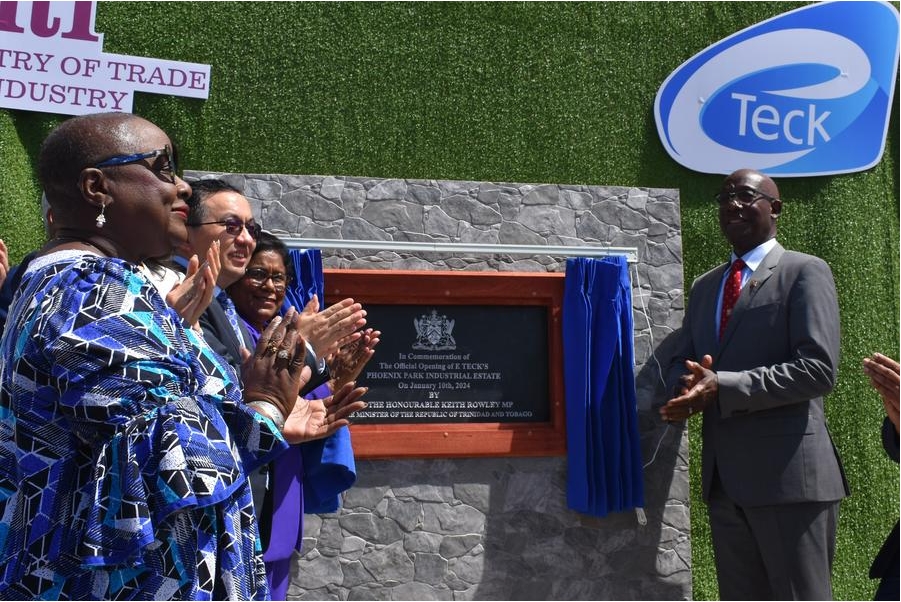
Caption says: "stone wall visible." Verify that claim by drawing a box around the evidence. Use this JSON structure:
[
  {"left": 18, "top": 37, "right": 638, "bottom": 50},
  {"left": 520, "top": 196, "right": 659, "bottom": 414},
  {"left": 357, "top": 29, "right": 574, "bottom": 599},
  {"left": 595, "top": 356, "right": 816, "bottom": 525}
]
[{"left": 186, "top": 171, "right": 690, "bottom": 601}]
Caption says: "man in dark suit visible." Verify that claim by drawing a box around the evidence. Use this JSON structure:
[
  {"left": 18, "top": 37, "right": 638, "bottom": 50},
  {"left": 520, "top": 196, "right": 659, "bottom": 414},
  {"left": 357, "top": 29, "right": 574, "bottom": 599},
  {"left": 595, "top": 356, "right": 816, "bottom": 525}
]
[
  {"left": 661, "top": 168, "right": 848, "bottom": 600},
  {"left": 183, "top": 179, "right": 364, "bottom": 389},
  {"left": 182, "top": 179, "right": 269, "bottom": 369},
  {"left": 181, "top": 179, "right": 321, "bottom": 388}
]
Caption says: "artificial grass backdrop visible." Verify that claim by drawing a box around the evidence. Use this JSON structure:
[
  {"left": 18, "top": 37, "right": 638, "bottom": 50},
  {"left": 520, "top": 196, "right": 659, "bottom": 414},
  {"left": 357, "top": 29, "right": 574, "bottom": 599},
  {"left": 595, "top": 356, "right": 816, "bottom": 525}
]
[{"left": 1, "top": 2, "right": 898, "bottom": 599}]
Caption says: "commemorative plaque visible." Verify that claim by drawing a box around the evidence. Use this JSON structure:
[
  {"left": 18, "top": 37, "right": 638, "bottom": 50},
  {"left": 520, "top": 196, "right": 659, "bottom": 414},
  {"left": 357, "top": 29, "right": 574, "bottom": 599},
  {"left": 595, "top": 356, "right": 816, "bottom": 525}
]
[
  {"left": 354, "top": 304, "right": 549, "bottom": 423},
  {"left": 325, "top": 269, "right": 566, "bottom": 458}
]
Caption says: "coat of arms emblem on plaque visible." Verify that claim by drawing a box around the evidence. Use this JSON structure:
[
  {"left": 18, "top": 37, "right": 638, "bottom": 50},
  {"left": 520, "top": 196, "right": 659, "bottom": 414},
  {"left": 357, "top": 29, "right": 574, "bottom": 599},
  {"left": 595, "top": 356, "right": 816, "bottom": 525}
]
[{"left": 412, "top": 309, "right": 456, "bottom": 350}]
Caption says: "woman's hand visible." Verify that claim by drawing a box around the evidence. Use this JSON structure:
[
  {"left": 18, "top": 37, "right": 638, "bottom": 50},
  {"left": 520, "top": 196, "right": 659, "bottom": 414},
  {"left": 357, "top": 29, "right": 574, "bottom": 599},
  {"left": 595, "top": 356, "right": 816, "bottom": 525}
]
[
  {"left": 328, "top": 328, "right": 380, "bottom": 393},
  {"left": 281, "top": 382, "right": 368, "bottom": 444},
  {"left": 863, "top": 352, "right": 900, "bottom": 433},
  {"left": 167, "top": 241, "right": 221, "bottom": 327},
  {"left": 296, "top": 295, "right": 367, "bottom": 359},
  {"left": 242, "top": 307, "right": 311, "bottom": 422}
]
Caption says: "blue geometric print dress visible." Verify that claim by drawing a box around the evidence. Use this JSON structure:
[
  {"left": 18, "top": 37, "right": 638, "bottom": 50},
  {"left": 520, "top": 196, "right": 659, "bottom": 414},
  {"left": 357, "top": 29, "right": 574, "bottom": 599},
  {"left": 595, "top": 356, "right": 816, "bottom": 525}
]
[{"left": 0, "top": 251, "right": 287, "bottom": 600}]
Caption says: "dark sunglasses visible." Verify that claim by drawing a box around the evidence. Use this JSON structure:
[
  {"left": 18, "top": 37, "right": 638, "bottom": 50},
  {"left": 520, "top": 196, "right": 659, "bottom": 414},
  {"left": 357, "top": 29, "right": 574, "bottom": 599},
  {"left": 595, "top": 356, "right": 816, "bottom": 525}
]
[
  {"left": 244, "top": 267, "right": 289, "bottom": 290},
  {"left": 95, "top": 144, "right": 178, "bottom": 183},
  {"left": 188, "top": 217, "right": 262, "bottom": 240},
  {"left": 714, "top": 187, "right": 779, "bottom": 206}
]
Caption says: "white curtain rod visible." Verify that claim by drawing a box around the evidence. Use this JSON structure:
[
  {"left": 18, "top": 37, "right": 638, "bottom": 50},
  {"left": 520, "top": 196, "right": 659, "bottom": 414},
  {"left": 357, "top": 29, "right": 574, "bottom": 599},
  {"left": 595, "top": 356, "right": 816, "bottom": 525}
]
[{"left": 279, "top": 237, "right": 639, "bottom": 263}]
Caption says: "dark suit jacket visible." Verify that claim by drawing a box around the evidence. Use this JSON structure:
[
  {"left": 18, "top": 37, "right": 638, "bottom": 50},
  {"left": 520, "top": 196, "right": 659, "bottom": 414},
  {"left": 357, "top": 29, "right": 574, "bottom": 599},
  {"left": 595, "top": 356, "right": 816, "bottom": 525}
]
[
  {"left": 667, "top": 242, "right": 849, "bottom": 506},
  {"left": 199, "top": 296, "right": 250, "bottom": 377}
]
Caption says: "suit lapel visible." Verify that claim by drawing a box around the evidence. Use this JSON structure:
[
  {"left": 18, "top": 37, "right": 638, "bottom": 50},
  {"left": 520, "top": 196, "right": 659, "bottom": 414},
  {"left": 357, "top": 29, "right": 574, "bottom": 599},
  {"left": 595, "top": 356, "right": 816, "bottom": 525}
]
[
  {"left": 696, "top": 264, "right": 728, "bottom": 355},
  {"left": 719, "top": 243, "right": 785, "bottom": 348}
]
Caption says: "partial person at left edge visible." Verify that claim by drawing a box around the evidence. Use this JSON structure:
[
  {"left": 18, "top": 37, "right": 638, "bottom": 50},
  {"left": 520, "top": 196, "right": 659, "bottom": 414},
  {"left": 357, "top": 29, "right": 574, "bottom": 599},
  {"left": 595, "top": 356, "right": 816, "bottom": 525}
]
[
  {"left": 0, "top": 238, "right": 7, "bottom": 289},
  {"left": 863, "top": 352, "right": 900, "bottom": 601},
  {"left": 0, "top": 111, "right": 366, "bottom": 600},
  {"left": 0, "top": 195, "right": 53, "bottom": 335}
]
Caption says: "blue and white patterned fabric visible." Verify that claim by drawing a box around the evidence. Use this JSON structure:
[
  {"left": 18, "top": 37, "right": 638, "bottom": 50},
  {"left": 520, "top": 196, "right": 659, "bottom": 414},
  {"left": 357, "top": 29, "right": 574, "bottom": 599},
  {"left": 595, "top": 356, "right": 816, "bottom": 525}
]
[{"left": 0, "top": 251, "right": 287, "bottom": 600}]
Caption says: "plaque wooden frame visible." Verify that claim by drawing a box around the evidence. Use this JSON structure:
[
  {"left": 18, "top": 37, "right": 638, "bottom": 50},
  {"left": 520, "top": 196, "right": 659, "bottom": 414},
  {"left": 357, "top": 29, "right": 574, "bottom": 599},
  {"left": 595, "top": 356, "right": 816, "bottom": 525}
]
[{"left": 325, "top": 269, "right": 567, "bottom": 458}]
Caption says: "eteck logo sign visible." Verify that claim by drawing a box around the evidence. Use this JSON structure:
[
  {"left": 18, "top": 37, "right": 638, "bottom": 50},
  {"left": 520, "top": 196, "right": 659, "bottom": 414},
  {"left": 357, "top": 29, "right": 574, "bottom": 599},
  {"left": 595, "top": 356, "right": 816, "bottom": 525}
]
[
  {"left": 0, "top": 1, "right": 210, "bottom": 115},
  {"left": 654, "top": 1, "right": 899, "bottom": 177}
]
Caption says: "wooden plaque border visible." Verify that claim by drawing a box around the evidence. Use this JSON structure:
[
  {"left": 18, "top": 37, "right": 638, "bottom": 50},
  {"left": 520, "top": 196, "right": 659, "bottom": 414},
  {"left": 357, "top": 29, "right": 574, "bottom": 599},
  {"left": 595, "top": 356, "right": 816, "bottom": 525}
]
[{"left": 325, "top": 269, "right": 567, "bottom": 458}]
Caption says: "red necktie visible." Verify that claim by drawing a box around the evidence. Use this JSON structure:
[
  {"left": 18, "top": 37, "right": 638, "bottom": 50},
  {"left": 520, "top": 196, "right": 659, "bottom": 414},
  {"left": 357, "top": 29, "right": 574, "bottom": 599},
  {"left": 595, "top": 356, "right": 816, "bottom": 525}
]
[{"left": 719, "top": 258, "right": 746, "bottom": 340}]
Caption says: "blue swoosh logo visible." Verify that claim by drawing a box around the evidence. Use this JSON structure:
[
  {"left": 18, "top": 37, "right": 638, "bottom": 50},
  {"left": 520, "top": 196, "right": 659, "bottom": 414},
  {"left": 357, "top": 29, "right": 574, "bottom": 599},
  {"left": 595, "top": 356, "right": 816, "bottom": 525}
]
[{"left": 654, "top": 1, "right": 899, "bottom": 176}]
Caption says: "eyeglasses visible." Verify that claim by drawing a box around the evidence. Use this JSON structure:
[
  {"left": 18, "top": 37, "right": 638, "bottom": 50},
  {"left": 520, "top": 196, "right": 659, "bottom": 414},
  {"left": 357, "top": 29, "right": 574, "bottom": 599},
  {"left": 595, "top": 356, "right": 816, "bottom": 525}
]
[
  {"left": 714, "top": 187, "right": 779, "bottom": 206},
  {"left": 188, "top": 217, "right": 262, "bottom": 240},
  {"left": 244, "top": 267, "right": 288, "bottom": 290},
  {"left": 95, "top": 144, "right": 178, "bottom": 183}
]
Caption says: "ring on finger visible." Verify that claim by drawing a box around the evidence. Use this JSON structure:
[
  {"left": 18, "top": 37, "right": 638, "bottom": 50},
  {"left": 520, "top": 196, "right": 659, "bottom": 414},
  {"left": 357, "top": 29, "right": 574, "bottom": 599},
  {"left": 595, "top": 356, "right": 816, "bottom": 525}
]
[
  {"left": 266, "top": 343, "right": 279, "bottom": 355},
  {"left": 277, "top": 349, "right": 290, "bottom": 360}
]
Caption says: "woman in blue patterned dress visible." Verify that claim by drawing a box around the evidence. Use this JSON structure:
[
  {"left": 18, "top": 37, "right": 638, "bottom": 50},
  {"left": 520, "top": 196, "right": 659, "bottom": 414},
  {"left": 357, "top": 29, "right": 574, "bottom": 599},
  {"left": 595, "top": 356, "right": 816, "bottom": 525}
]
[{"left": 0, "top": 113, "right": 365, "bottom": 600}]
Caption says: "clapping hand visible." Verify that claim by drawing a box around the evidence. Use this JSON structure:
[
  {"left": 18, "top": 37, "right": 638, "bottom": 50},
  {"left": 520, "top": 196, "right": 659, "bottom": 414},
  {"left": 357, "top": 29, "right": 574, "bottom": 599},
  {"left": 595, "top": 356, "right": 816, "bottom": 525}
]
[
  {"left": 328, "top": 328, "right": 381, "bottom": 393},
  {"left": 660, "top": 354, "right": 716, "bottom": 422},
  {"left": 296, "top": 295, "right": 367, "bottom": 359},
  {"left": 282, "top": 382, "right": 368, "bottom": 444},
  {"left": 242, "top": 307, "right": 311, "bottom": 423},
  {"left": 0, "top": 238, "right": 8, "bottom": 289},
  {"left": 168, "top": 241, "right": 221, "bottom": 327},
  {"left": 863, "top": 352, "right": 900, "bottom": 433}
]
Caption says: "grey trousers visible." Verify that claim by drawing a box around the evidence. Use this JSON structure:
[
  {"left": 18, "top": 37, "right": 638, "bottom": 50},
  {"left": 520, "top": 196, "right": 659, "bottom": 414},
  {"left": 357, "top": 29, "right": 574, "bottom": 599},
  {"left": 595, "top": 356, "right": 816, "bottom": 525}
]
[{"left": 708, "top": 477, "right": 840, "bottom": 600}]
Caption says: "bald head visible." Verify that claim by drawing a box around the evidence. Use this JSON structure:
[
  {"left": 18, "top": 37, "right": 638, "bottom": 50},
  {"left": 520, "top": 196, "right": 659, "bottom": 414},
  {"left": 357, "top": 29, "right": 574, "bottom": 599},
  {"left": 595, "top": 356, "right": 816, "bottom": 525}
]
[
  {"left": 718, "top": 168, "right": 782, "bottom": 256},
  {"left": 35, "top": 113, "right": 190, "bottom": 263},
  {"left": 725, "top": 169, "right": 780, "bottom": 201},
  {"left": 38, "top": 112, "right": 149, "bottom": 211}
]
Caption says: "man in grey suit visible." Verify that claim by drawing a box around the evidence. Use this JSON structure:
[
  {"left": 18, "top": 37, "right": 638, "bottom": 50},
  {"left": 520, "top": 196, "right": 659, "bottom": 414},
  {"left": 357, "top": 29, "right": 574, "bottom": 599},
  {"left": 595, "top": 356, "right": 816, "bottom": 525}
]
[{"left": 661, "top": 168, "right": 849, "bottom": 600}]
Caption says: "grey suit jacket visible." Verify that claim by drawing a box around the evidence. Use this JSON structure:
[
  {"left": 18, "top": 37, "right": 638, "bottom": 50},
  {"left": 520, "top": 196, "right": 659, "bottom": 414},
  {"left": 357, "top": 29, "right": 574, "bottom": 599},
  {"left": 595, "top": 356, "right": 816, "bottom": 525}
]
[{"left": 667, "top": 242, "right": 849, "bottom": 506}]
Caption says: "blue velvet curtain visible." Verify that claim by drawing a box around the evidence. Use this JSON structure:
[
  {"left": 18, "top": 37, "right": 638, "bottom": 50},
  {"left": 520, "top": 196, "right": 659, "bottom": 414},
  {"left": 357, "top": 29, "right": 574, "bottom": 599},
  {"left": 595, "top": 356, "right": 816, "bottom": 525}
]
[
  {"left": 563, "top": 256, "right": 644, "bottom": 516},
  {"left": 283, "top": 248, "right": 324, "bottom": 312}
]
